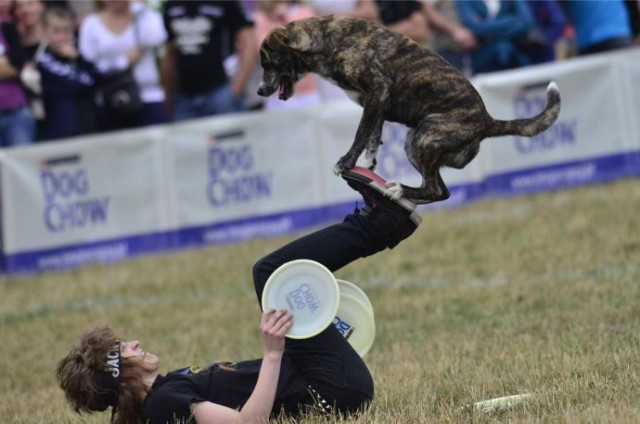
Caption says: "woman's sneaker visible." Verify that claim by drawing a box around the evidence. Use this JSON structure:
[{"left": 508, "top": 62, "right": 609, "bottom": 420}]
[{"left": 341, "top": 166, "right": 422, "bottom": 228}]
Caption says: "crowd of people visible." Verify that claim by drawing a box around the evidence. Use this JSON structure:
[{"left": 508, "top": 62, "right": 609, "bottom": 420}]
[{"left": 0, "top": 0, "right": 638, "bottom": 148}]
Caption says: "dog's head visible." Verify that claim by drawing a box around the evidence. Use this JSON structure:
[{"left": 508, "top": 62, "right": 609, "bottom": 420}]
[{"left": 257, "top": 23, "right": 317, "bottom": 101}]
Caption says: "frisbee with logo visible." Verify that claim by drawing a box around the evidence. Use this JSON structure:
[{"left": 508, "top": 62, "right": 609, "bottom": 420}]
[
  {"left": 337, "top": 279, "right": 374, "bottom": 315},
  {"left": 261, "top": 260, "right": 340, "bottom": 339},
  {"left": 333, "top": 284, "right": 376, "bottom": 357}
]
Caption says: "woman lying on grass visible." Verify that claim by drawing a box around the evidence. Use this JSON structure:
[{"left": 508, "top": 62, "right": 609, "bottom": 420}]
[{"left": 56, "top": 168, "right": 422, "bottom": 424}]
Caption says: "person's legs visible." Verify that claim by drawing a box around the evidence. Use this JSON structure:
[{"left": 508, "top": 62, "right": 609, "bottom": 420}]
[
  {"left": 207, "top": 84, "right": 246, "bottom": 115},
  {"left": 253, "top": 172, "right": 421, "bottom": 414},
  {"left": 4, "top": 106, "right": 36, "bottom": 147},
  {"left": 172, "top": 92, "right": 203, "bottom": 122},
  {"left": 137, "top": 101, "right": 167, "bottom": 127}
]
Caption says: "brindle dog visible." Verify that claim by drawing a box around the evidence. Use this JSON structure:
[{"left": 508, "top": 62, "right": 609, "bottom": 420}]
[{"left": 257, "top": 16, "right": 561, "bottom": 204}]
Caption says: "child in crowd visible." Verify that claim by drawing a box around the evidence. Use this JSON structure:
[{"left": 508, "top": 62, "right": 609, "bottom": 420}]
[{"left": 36, "top": 6, "right": 97, "bottom": 141}]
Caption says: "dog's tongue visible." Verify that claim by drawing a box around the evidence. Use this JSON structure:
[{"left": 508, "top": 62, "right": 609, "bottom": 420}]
[{"left": 278, "top": 83, "right": 287, "bottom": 100}]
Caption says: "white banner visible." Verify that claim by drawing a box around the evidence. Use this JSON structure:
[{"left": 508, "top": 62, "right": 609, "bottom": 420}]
[
  {"left": 0, "top": 129, "right": 169, "bottom": 271},
  {"left": 167, "top": 108, "right": 326, "bottom": 226},
  {"left": 473, "top": 49, "right": 640, "bottom": 195},
  {"left": 475, "top": 56, "right": 619, "bottom": 173}
]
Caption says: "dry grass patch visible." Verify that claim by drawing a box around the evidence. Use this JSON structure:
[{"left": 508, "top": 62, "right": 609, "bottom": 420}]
[{"left": 1, "top": 178, "right": 639, "bottom": 423}]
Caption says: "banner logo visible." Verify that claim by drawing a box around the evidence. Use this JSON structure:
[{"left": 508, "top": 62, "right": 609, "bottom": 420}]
[
  {"left": 513, "top": 85, "right": 577, "bottom": 154},
  {"left": 39, "top": 155, "right": 110, "bottom": 233},
  {"left": 377, "top": 123, "right": 414, "bottom": 175},
  {"left": 206, "top": 134, "right": 274, "bottom": 207}
]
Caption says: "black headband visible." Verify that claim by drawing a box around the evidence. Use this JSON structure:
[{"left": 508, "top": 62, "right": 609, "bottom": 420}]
[{"left": 97, "top": 342, "right": 121, "bottom": 410}]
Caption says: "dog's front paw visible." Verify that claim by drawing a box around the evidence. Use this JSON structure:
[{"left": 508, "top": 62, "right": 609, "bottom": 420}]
[
  {"left": 384, "top": 181, "right": 404, "bottom": 200},
  {"left": 333, "top": 156, "right": 356, "bottom": 176}
]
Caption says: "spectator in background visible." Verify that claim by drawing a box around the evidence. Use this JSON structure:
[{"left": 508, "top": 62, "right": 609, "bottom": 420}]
[
  {"left": 309, "top": 0, "right": 380, "bottom": 21},
  {"left": 0, "top": 18, "right": 35, "bottom": 147},
  {"left": 455, "top": 0, "right": 534, "bottom": 74},
  {"left": 253, "top": 0, "right": 321, "bottom": 111},
  {"left": 625, "top": 0, "right": 640, "bottom": 43},
  {"left": 36, "top": 6, "right": 97, "bottom": 141},
  {"left": 79, "top": 0, "right": 167, "bottom": 131},
  {"left": 1, "top": 0, "right": 12, "bottom": 22},
  {"left": 561, "top": 0, "right": 633, "bottom": 56},
  {"left": 12, "top": 0, "right": 45, "bottom": 60},
  {"left": 308, "top": 0, "right": 380, "bottom": 102},
  {"left": 422, "top": 0, "right": 476, "bottom": 75},
  {"left": 524, "top": 0, "right": 567, "bottom": 64},
  {"left": 376, "top": 0, "right": 429, "bottom": 45},
  {"left": 162, "top": 1, "right": 257, "bottom": 122},
  {"left": 66, "top": 0, "right": 94, "bottom": 25},
  {"left": 12, "top": 0, "right": 46, "bottom": 131}
]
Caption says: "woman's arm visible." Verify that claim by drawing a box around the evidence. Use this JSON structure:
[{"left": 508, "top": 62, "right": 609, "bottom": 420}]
[
  {"left": 0, "top": 56, "right": 18, "bottom": 79},
  {"left": 386, "top": 10, "right": 430, "bottom": 44},
  {"left": 191, "top": 309, "right": 293, "bottom": 424},
  {"left": 231, "top": 26, "right": 258, "bottom": 98},
  {"left": 342, "top": 0, "right": 380, "bottom": 22},
  {"left": 0, "top": 23, "right": 24, "bottom": 80},
  {"left": 422, "top": 2, "right": 477, "bottom": 50}
]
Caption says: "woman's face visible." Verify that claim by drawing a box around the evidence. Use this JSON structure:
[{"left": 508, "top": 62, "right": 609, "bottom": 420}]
[
  {"left": 12, "top": 0, "right": 44, "bottom": 27},
  {"left": 121, "top": 340, "right": 160, "bottom": 371}
]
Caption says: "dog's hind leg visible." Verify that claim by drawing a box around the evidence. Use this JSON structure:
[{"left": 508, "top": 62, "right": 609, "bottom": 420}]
[
  {"left": 397, "top": 167, "right": 450, "bottom": 205},
  {"left": 388, "top": 122, "right": 454, "bottom": 204}
]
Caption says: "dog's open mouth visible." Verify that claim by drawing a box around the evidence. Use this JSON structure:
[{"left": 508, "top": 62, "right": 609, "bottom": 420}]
[{"left": 278, "top": 77, "right": 294, "bottom": 101}]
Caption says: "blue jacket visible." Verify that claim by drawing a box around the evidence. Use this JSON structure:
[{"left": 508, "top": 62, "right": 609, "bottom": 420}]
[
  {"left": 456, "top": 0, "right": 535, "bottom": 73},
  {"left": 36, "top": 48, "right": 98, "bottom": 141},
  {"left": 562, "top": 0, "right": 632, "bottom": 52},
  {"left": 526, "top": 0, "right": 567, "bottom": 64}
]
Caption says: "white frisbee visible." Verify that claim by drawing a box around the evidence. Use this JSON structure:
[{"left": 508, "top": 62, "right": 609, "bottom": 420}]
[
  {"left": 261, "top": 259, "right": 339, "bottom": 339},
  {"left": 472, "top": 393, "right": 533, "bottom": 413},
  {"left": 336, "top": 279, "right": 374, "bottom": 315},
  {"left": 333, "top": 291, "right": 376, "bottom": 357},
  {"left": 456, "top": 393, "right": 534, "bottom": 413}
]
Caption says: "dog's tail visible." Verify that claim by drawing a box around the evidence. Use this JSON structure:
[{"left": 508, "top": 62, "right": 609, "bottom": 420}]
[{"left": 487, "top": 82, "right": 561, "bottom": 138}]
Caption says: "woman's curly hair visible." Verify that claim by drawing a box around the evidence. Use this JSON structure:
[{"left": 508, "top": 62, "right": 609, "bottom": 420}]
[{"left": 56, "top": 326, "right": 151, "bottom": 424}]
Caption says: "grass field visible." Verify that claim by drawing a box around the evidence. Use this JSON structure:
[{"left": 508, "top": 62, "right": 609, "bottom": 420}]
[{"left": 1, "top": 178, "right": 639, "bottom": 423}]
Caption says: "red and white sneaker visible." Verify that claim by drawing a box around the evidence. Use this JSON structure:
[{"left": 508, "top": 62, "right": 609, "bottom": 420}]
[{"left": 341, "top": 166, "right": 422, "bottom": 227}]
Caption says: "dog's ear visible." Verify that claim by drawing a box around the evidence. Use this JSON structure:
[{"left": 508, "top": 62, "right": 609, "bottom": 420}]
[
  {"left": 265, "top": 23, "right": 319, "bottom": 54},
  {"left": 286, "top": 24, "right": 317, "bottom": 53},
  {"left": 265, "top": 27, "right": 291, "bottom": 53}
]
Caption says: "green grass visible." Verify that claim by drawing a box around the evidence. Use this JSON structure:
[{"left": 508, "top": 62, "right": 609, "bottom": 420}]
[{"left": 1, "top": 178, "right": 639, "bottom": 423}]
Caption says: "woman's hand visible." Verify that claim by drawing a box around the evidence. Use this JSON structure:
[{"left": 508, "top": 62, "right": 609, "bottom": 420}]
[
  {"left": 260, "top": 309, "right": 292, "bottom": 356},
  {"left": 194, "top": 309, "right": 293, "bottom": 423},
  {"left": 453, "top": 27, "right": 478, "bottom": 50},
  {"left": 0, "top": 56, "right": 18, "bottom": 80}
]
